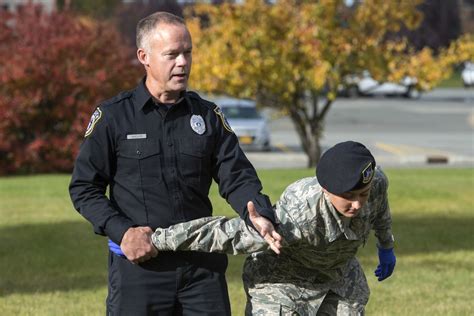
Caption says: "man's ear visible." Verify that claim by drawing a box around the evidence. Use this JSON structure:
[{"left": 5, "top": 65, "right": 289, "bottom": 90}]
[{"left": 137, "top": 48, "right": 148, "bottom": 66}]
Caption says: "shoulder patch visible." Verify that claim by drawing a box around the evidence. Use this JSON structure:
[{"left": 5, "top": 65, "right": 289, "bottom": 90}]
[
  {"left": 85, "top": 108, "right": 103, "bottom": 137},
  {"left": 214, "top": 106, "right": 234, "bottom": 133}
]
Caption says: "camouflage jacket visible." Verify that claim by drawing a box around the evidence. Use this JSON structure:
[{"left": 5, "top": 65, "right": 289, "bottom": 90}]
[{"left": 152, "top": 167, "right": 394, "bottom": 302}]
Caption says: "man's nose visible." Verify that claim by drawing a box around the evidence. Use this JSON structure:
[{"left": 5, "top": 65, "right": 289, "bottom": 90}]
[
  {"left": 176, "top": 54, "right": 188, "bottom": 66},
  {"left": 352, "top": 200, "right": 362, "bottom": 210}
]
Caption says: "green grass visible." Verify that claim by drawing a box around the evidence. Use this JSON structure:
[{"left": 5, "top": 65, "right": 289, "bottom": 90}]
[
  {"left": 0, "top": 169, "right": 473, "bottom": 315},
  {"left": 437, "top": 69, "right": 464, "bottom": 88}
]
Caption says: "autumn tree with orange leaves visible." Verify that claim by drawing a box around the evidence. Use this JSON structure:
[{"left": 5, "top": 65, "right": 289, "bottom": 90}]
[
  {"left": 186, "top": 0, "right": 473, "bottom": 167},
  {"left": 0, "top": 5, "right": 141, "bottom": 174}
]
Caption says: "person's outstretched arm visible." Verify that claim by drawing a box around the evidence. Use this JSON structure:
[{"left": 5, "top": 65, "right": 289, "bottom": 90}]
[{"left": 152, "top": 202, "right": 282, "bottom": 255}]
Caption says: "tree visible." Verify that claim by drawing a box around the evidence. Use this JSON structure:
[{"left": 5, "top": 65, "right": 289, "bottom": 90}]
[
  {"left": 186, "top": 0, "right": 471, "bottom": 167},
  {"left": 56, "top": 0, "right": 123, "bottom": 18},
  {"left": 58, "top": 0, "right": 184, "bottom": 53},
  {"left": 393, "top": 0, "right": 462, "bottom": 52},
  {"left": 0, "top": 4, "right": 142, "bottom": 174},
  {"left": 114, "top": 0, "right": 183, "bottom": 48}
]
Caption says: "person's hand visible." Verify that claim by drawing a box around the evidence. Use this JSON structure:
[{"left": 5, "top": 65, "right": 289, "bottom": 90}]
[
  {"left": 247, "top": 201, "right": 282, "bottom": 254},
  {"left": 121, "top": 226, "right": 158, "bottom": 264},
  {"left": 374, "top": 247, "right": 396, "bottom": 281}
]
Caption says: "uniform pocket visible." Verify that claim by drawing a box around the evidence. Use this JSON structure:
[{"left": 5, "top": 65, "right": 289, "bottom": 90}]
[
  {"left": 178, "top": 136, "right": 213, "bottom": 185},
  {"left": 116, "top": 138, "right": 162, "bottom": 186}
]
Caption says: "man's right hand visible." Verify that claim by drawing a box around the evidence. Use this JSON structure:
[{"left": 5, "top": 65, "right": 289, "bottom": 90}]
[
  {"left": 247, "top": 201, "right": 282, "bottom": 254},
  {"left": 121, "top": 226, "right": 158, "bottom": 264}
]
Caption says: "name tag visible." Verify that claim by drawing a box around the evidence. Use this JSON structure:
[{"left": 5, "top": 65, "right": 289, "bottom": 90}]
[{"left": 127, "top": 134, "right": 147, "bottom": 140}]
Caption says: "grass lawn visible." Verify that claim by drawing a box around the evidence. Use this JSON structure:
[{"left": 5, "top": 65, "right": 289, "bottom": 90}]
[
  {"left": 436, "top": 69, "right": 464, "bottom": 88},
  {"left": 0, "top": 168, "right": 473, "bottom": 315}
]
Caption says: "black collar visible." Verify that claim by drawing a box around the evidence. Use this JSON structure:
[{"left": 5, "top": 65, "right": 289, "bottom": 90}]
[
  {"left": 132, "top": 77, "right": 152, "bottom": 110},
  {"left": 133, "top": 76, "right": 189, "bottom": 111}
]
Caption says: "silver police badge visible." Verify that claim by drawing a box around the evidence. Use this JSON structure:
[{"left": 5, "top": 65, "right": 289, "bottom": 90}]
[{"left": 190, "top": 115, "right": 206, "bottom": 135}]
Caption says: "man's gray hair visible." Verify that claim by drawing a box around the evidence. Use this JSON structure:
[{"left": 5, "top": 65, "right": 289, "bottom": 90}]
[{"left": 136, "top": 12, "right": 186, "bottom": 50}]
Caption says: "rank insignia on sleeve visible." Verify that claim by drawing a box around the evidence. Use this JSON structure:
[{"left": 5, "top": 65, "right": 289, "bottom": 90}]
[
  {"left": 214, "top": 106, "right": 234, "bottom": 133},
  {"left": 361, "top": 162, "right": 374, "bottom": 184},
  {"left": 85, "top": 108, "right": 102, "bottom": 137}
]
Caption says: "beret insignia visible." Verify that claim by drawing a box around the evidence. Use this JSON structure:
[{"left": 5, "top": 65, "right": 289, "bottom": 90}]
[{"left": 361, "top": 162, "right": 374, "bottom": 184}]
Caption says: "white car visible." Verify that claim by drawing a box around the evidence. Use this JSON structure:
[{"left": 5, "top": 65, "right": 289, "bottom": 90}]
[
  {"left": 461, "top": 62, "right": 474, "bottom": 87},
  {"left": 212, "top": 97, "right": 271, "bottom": 151},
  {"left": 342, "top": 71, "right": 420, "bottom": 98}
]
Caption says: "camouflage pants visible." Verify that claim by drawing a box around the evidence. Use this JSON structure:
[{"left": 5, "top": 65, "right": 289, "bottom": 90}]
[
  {"left": 316, "top": 291, "right": 365, "bottom": 316},
  {"left": 244, "top": 258, "right": 368, "bottom": 315},
  {"left": 244, "top": 284, "right": 364, "bottom": 316}
]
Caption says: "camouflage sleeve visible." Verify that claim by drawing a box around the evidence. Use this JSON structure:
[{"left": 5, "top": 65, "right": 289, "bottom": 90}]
[
  {"left": 371, "top": 168, "right": 395, "bottom": 249},
  {"left": 271, "top": 178, "right": 319, "bottom": 245},
  {"left": 151, "top": 179, "right": 314, "bottom": 255},
  {"left": 151, "top": 216, "right": 269, "bottom": 255}
]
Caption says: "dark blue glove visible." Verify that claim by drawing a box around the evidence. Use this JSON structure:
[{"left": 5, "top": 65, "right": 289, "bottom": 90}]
[
  {"left": 108, "top": 239, "right": 125, "bottom": 257},
  {"left": 374, "top": 247, "right": 396, "bottom": 281}
]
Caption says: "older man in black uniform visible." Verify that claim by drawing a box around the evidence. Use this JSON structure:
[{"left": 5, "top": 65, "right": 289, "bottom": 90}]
[{"left": 69, "top": 12, "right": 281, "bottom": 315}]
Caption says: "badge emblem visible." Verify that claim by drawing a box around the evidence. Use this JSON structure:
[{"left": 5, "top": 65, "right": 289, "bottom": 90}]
[
  {"left": 214, "top": 107, "right": 233, "bottom": 133},
  {"left": 361, "top": 162, "right": 374, "bottom": 184},
  {"left": 85, "top": 108, "right": 102, "bottom": 137},
  {"left": 190, "top": 115, "right": 206, "bottom": 135}
]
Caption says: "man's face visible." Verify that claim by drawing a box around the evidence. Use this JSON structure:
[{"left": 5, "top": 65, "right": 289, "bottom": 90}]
[
  {"left": 324, "top": 184, "right": 372, "bottom": 218},
  {"left": 138, "top": 23, "right": 192, "bottom": 95}
]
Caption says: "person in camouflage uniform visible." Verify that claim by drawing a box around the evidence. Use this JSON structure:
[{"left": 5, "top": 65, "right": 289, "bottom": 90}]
[{"left": 152, "top": 141, "right": 396, "bottom": 315}]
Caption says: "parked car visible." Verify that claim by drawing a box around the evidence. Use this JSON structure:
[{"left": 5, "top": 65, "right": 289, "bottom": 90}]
[
  {"left": 340, "top": 71, "right": 420, "bottom": 98},
  {"left": 212, "top": 97, "right": 271, "bottom": 151},
  {"left": 461, "top": 62, "right": 474, "bottom": 87}
]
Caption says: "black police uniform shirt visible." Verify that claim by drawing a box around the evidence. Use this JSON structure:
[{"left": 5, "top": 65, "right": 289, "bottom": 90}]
[{"left": 69, "top": 78, "right": 274, "bottom": 245}]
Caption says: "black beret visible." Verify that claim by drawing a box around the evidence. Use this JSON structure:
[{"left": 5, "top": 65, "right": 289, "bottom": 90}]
[{"left": 316, "top": 141, "right": 376, "bottom": 195}]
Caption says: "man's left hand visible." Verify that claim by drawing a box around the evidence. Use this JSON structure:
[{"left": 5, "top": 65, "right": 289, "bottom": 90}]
[{"left": 247, "top": 201, "right": 282, "bottom": 254}]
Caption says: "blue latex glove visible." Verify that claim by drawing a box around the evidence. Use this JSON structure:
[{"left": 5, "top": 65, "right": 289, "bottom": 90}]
[
  {"left": 108, "top": 239, "right": 125, "bottom": 257},
  {"left": 374, "top": 247, "right": 396, "bottom": 281}
]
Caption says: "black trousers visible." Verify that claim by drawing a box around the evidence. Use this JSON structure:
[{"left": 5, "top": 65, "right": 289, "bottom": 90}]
[{"left": 106, "top": 251, "right": 231, "bottom": 316}]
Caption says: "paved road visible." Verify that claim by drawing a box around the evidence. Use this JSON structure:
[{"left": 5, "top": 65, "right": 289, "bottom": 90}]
[{"left": 245, "top": 88, "right": 473, "bottom": 169}]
